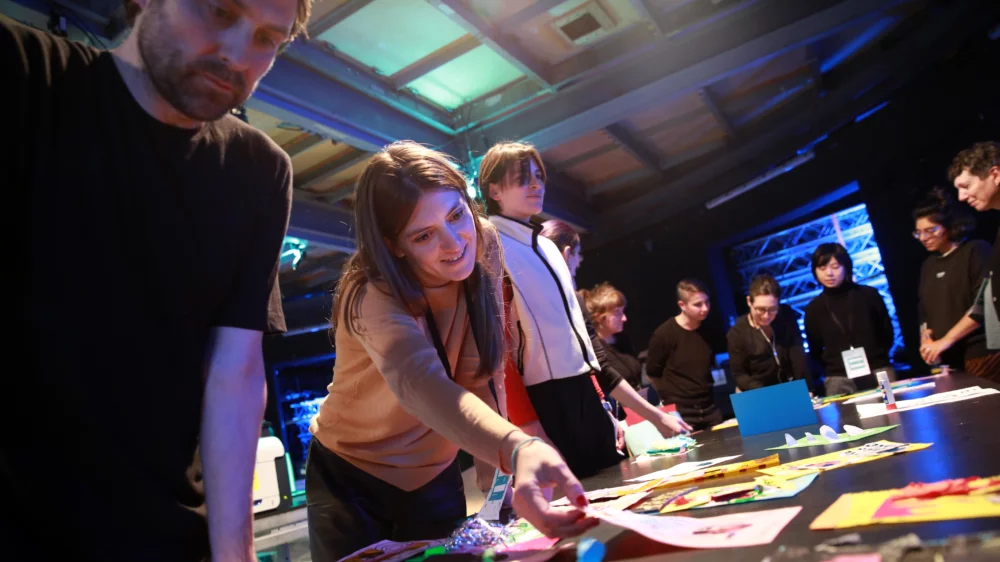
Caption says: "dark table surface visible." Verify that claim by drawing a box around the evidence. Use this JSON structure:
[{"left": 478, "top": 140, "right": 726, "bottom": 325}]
[{"left": 577, "top": 373, "right": 1000, "bottom": 561}]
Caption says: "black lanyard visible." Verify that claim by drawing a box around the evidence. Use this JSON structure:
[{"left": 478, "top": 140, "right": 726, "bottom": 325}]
[
  {"left": 423, "top": 281, "right": 501, "bottom": 410},
  {"left": 824, "top": 289, "right": 855, "bottom": 348}
]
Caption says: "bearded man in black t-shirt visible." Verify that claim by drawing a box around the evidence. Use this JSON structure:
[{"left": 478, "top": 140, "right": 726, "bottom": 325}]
[{"left": 3, "top": 0, "right": 312, "bottom": 560}]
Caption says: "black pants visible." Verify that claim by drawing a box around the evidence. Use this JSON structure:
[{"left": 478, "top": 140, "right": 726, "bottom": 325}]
[
  {"left": 306, "top": 440, "right": 467, "bottom": 562},
  {"left": 526, "top": 375, "right": 622, "bottom": 478},
  {"left": 675, "top": 401, "right": 722, "bottom": 432}
]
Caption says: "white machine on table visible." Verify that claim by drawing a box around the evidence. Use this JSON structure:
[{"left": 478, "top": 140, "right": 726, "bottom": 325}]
[{"left": 254, "top": 436, "right": 287, "bottom": 514}]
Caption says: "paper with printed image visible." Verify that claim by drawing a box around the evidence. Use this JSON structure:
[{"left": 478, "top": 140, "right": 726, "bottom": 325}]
[
  {"left": 856, "top": 386, "right": 999, "bottom": 418},
  {"left": 811, "top": 476, "right": 1000, "bottom": 529},
  {"left": 337, "top": 540, "right": 446, "bottom": 562},
  {"left": 658, "top": 473, "right": 819, "bottom": 514},
  {"left": 759, "top": 441, "right": 931, "bottom": 479},
  {"left": 590, "top": 506, "right": 801, "bottom": 548}
]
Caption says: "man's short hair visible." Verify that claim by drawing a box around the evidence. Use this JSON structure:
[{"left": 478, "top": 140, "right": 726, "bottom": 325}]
[
  {"left": 948, "top": 141, "right": 1000, "bottom": 182},
  {"left": 124, "top": 0, "right": 314, "bottom": 41},
  {"left": 676, "top": 279, "right": 709, "bottom": 302}
]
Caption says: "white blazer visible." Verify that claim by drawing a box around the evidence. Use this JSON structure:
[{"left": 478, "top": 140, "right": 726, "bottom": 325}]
[{"left": 490, "top": 215, "right": 599, "bottom": 386}]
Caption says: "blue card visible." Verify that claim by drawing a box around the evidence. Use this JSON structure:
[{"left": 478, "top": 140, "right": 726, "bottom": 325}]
[{"left": 730, "top": 379, "right": 817, "bottom": 437}]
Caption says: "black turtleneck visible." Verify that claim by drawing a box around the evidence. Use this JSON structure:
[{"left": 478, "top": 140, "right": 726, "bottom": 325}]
[{"left": 804, "top": 282, "right": 894, "bottom": 378}]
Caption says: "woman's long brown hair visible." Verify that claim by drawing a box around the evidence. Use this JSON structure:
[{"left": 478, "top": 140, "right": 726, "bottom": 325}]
[{"left": 332, "top": 141, "right": 505, "bottom": 379}]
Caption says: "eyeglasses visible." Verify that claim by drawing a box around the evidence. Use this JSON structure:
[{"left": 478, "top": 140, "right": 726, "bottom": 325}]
[
  {"left": 753, "top": 306, "right": 780, "bottom": 315},
  {"left": 912, "top": 225, "right": 943, "bottom": 240}
]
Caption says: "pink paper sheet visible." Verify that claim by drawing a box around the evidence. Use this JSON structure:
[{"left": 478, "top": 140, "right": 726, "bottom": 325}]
[{"left": 589, "top": 506, "right": 801, "bottom": 549}]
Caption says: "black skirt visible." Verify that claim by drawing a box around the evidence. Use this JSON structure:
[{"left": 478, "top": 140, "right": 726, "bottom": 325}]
[
  {"left": 526, "top": 374, "right": 623, "bottom": 478},
  {"left": 305, "top": 440, "right": 467, "bottom": 562}
]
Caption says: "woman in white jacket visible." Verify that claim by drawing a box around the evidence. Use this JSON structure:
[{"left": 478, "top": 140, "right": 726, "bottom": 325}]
[{"left": 480, "top": 142, "right": 622, "bottom": 477}]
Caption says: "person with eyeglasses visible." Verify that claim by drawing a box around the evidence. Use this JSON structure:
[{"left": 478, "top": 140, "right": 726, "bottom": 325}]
[
  {"left": 804, "top": 243, "right": 895, "bottom": 396},
  {"left": 727, "top": 274, "right": 814, "bottom": 391},
  {"left": 913, "top": 188, "right": 996, "bottom": 376}
]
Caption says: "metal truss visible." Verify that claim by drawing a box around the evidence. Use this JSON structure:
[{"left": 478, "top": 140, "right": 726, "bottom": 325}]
[{"left": 730, "top": 204, "right": 905, "bottom": 360}]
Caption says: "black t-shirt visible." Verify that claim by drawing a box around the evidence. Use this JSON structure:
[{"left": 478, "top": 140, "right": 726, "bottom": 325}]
[
  {"left": 804, "top": 284, "right": 894, "bottom": 379},
  {"left": 727, "top": 310, "right": 809, "bottom": 391},
  {"left": 4, "top": 17, "right": 291, "bottom": 561},
  {"left": 646, "top": 317, "right": 715, "bottom": 407},
  {"left": 918, "top": 240, "right": 992, "bottom": 365}
]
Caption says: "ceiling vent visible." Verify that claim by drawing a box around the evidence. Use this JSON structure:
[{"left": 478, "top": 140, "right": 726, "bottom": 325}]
[{"left": 552, "top": 2, "right": 616, "bottom": 46}]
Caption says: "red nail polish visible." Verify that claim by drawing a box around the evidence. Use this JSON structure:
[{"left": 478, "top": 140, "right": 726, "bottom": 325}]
[{"left": 575, "top": 495, "right": 588, "bottom": 508}]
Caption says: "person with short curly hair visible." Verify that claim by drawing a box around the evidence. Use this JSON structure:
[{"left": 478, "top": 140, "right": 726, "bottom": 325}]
[{"left": 947, "top": 142, "right": 1000, "bottom": 377}]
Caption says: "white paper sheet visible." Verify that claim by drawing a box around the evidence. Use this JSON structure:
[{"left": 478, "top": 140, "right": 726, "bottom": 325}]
[
  {"left": 623, "top": 455, "right": 743, "bottom": 483},
  {"left": 843, "top": 382, "right": 937, "bottom": 404},
  {"left": 855, "top": 386, "right": 999, "bottom": 419}
]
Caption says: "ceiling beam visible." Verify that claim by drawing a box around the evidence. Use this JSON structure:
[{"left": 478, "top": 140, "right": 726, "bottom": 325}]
[
  {"left": 252, "top": 48, "right": 455, "bottom": 155},
  {"left": 307, "top": 0, "right": 375, "bottom": 36},
  {"left": 603, "top": 123, "right": 662, "bottom": 172},
  {"left": 629, "top": 0, "right": 664, "bottom": 36},
  {"left": 282, "top": 133, "right": 328, "bottom": 157},
  {"left": 698, "top": 88, "right": 739, "bottom": 140},
  {"left": 594, "top": 0, "right": 985, "bottom": 244},
  {"left": 296, "top": 148, "right": 371, "bottom": 193},
  {"left": 543, "top": 173, "right": 597, "bottom": 232},
  {"left": 585, "top": 139, "right": 727, "bottom": 198},
  {"left": 468, "top": 0, "right": 912, "bottom": 153},
  {"left": 390, "top": 34, "right": 480, "bottom": 89},
  {"left": 548, "top": 143, "right": 619, "bottom": 173},
  {"left": 496, "top": 0, "right": 564, "bottom": 34},
  {"left": 281, "top": 41, "right": 456, "bottom": 136},
  {"left": 427, "top": 0, "right": 553, "bottom": 87},
  {"left": 287, "top": 193, "right": 356, "bottom": 253}
]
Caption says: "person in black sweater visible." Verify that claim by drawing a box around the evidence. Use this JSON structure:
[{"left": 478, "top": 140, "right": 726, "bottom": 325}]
[
  {"left": 647, "top": 279, "right": 720, "bottom": 430},
  {"left": 583, "top": 282, "right": 643, "bottom": 389},
  {"left": 805, "top": 243, "right": 895, "bottom": 396},
  {"left": 728, "top": 274, "right": 812, "bottom": 391},
  {"left": 913, "top": 188, "right": 996, "bottom": 375}
]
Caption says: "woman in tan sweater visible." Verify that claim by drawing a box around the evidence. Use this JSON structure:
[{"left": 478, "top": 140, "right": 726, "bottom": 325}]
[{"left": 306, "top": 142, "right": 594, "bottom": 561}]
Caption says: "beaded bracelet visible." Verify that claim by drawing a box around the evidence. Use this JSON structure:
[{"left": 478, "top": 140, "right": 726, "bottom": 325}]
[{"left": 510, "top": 437, "right": 544, "bottom": 472}]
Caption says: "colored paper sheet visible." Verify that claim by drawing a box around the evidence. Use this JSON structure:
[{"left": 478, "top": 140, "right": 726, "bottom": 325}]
[
  {"left": 658, "top": 473, "right": 819, "bottom": 514},
  {"left": 759, "top": 441, "right": 931, "bottom": 479},
  {"left": 631, "top": 486, "right": 699, "bottom": 514},
  {"left": 624, "top": 421, "right": 698, "bottom": 457},
  {"left": 550, "top": 478, "right": 665, "bottom": 507},
  {"left": 843, "top": 382, "right": 936, "bottom": 404},
  {"left": 339, "top": 540, "right": 447, "bottom": 562},
  {"left": 766, "top": 425, "right": 899, "bottom": 450},
  {"left": 811, "top": 476, "right": 1000, "bottom": 529},
  {"left": 649, "top": 454, "right": 781, "bottom": 490},
  {"left": 856, "top": 386, "right": 1000, "bottom": 419},
  {"left": 731, "top": 380, "right": 817, "bottom": 437},
  {"left": 624, "top": 456, "right": 743, "bottom": 483},
  {"left": 590, "top": 506, "right": 802, "bottom": 549},
  {"left": 712, "top": 418, "right": 739, "bottom": 430}
]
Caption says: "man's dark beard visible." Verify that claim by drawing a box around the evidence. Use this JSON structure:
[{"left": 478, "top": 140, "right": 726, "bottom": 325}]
[{"left": 136, "top": 1, "right": 248, "bottom": 122}]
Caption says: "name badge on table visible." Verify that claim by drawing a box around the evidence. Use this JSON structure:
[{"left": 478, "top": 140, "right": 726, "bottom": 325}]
[
  {"left": 841, "top": 347, "right": 871, "bottom": 379},
  {"left": 478, "top": 469, "right": 512, "bottom": 521}
]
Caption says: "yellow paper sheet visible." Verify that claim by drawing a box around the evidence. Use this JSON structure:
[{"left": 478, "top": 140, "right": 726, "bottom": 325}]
[
  {"left": 758, "top": 441, "right": 931, "bottom": 479},
  {"left": 650, "top": 454, "right": 780, "bottom": 490},
  {"left": 712, "top": 418, "right": 739, "bottom": 430},
  {"left": 811, "top": 476, "right": 1000, "bottom": 529}
]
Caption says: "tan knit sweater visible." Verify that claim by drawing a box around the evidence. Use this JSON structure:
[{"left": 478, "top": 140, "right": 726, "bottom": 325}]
[{"left": 310, "top": 272, "right": 515, "bottom": 491}]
